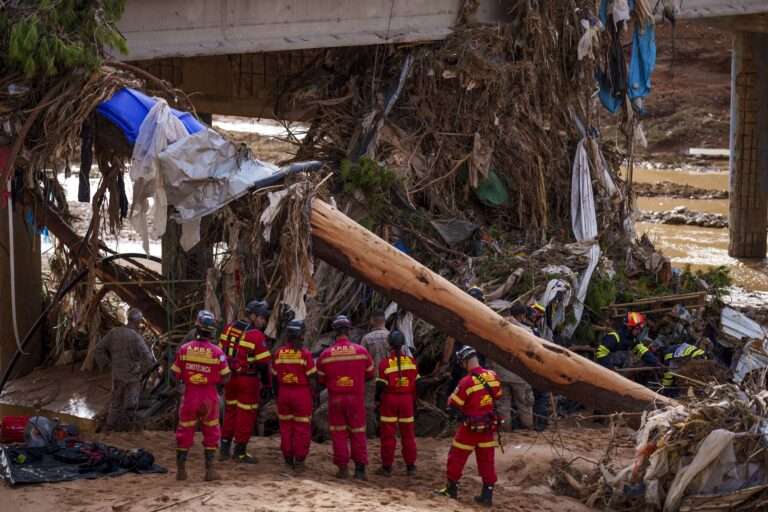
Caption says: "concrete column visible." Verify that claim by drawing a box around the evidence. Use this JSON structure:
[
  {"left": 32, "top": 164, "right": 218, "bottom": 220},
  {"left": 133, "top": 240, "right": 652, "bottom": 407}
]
[
  {"left": 729, "top": 31, "right": 768, "bottom": 258},
  {"left": 0, "top": 200, "right": 43, "bottom": 379}
]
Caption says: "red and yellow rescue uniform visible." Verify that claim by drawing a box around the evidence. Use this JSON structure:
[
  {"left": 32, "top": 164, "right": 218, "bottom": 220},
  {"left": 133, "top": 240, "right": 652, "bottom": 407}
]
[
  {"left": 446, "top": 367, "right": 502, "bottom": 485},
  {"left": 317, "top": 338, "right": 375, "bottom": 468},
  {"left": 272, "top": 343, "right": 317, "bottom": 460},
  {"left": 172, "top": 339, "right": 230, "bottom": 451},
  {"left": 218, "top": 320, "right": 271, "bottom": 444},
  {"left": 376, "top": 351, "right": 420, "bottom": 468}
]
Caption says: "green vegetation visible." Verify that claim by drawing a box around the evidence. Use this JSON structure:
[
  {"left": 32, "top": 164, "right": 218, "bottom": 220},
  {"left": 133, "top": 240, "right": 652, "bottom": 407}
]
[
  {"left": 680, "top": 264, "right": 732, "bottom": 306},
  {"left": 340, "top": 157, "right": 398, "bottom": 218},
  {"left": 1, "top": 0, "right": 127, "bottom": 78}
]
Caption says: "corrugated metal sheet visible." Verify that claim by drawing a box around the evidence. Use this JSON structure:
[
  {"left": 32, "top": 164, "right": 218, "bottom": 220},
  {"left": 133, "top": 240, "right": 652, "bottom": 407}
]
[{"left": 721, "top": 307, "right": 767, "bottom": 343}]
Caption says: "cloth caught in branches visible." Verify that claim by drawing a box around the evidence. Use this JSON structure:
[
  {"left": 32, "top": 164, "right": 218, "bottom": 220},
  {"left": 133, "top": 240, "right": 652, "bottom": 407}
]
[
  {"left": 565, "top": 140, "right": 600, "bottom": 337},
  {"left": 129, "top": 99, "right": 189, "bottom": 254}
]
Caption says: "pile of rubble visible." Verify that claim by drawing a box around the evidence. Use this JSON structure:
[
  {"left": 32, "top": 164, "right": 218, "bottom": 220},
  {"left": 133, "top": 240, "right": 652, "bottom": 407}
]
[
  {"left": 551, "top": 382, "right": 768, "bottom": 511},
  {"left": 639, "top": 206, "right": 728, "bottom": 229},
  {"left": 634, "top": 181, "right": 728, "bottom": 200}
]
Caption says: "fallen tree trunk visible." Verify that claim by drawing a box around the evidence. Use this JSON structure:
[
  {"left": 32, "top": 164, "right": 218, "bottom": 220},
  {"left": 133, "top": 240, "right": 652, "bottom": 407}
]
[
  {"left": 26, "top": 193, "right": 168, "bottom": 331},
  {"left": 310, "top": 199, "right": 672, "bottom": 415}
]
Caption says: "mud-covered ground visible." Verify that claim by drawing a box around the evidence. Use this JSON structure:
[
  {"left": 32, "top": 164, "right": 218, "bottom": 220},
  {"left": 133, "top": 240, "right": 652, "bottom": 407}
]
[{"left": 0, "top": 427, "right": 633, "bottom": 512}]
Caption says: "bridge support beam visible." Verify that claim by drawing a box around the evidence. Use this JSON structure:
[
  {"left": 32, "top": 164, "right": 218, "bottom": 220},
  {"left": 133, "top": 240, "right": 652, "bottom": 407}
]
[
  {"left": 0, "top": 195, "right": 43, "bottom": 379},
  {"left": 729, "top": 31, "right": 768, "bottom": 258}
]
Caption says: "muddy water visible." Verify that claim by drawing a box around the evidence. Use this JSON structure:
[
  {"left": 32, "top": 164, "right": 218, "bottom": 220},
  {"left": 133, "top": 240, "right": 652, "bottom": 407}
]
[
  {"left": 0, "top": 404, "right": 97, "bottom": 433},
  {"left": 628, "top": 165, "right": 768, "bottom": 299},
  {"left": 628, "top": 165, "right": 729, "bottom": 191},
  {"left": 637, "top": 197, "right": 728, "bottom": 215}
]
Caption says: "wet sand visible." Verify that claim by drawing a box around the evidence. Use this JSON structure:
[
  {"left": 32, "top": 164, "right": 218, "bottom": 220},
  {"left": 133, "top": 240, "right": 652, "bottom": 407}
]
[{"left": 0, "top": 427, "right": 630, "bottom": 512}]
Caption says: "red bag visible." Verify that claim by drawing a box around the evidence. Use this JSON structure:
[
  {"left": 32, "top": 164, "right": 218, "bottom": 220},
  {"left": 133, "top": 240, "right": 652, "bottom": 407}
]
[{"left": 1, "top": 415, "right": 28, "bottom": 443}]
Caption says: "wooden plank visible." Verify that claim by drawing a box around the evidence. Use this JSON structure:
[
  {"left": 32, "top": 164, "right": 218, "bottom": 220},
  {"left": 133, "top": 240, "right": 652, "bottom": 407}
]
[{"left": 309, "top": 199, "right": 672, "bottom": 415}]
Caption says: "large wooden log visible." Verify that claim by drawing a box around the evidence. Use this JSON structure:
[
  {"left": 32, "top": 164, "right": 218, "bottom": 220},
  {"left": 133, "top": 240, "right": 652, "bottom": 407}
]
[{"left": 310, "top": 199, "right": 672, "bottom": 415}]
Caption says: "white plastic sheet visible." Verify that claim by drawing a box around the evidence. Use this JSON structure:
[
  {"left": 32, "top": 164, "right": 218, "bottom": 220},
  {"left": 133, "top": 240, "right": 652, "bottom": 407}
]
[
  {"left": 158, "top": 129, "right": 279, "bottom": 224},
  {"left": 611, "top": 0, "right": 631, "bottom": 27},
  {"left": 565, "top": 139, "right": 600, "bottom": 337},
  {"left": 129, "top": 99, "right": 190, "bottom": 254},
  {"left": 664, "top": 429, "right": 736, "bottom": 511}
]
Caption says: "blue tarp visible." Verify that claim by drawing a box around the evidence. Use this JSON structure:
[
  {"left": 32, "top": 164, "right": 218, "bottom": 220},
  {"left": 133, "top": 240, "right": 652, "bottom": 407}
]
[
  {"left": 95, "top": 88, "right": 206, "bottom": 145},
  {"left": 597, "top": 0, "right": 655, "bottom": 112},
  {"left": 628, "top": 23, "right": 656, "bottom": 100}
]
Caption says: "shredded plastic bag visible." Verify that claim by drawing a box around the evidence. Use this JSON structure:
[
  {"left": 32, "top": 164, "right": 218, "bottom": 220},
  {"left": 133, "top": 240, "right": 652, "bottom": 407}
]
[{"left": 129, "top": 99, "right": 189, "bottom": 253}]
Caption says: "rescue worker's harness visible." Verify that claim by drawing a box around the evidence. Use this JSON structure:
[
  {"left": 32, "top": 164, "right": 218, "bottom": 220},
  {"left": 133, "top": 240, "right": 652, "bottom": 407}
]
[
  {"left": 465, "top": 373, "right": 505, "bottom": 453},
  {"left": 221, "top": 320, "right": 259, "bottom": 376}
]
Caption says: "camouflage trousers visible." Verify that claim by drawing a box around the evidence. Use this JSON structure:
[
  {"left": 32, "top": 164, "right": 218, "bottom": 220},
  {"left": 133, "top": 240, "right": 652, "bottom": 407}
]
[{"left": 107, "top": 379, "right": 141, "bottom": 431}]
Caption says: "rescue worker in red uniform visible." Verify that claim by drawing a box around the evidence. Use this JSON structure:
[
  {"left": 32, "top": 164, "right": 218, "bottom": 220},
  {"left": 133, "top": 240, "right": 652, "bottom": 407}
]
[
  {"left": 218, "top": 300, "right": 272, "bottom": 463},
  {"left": 374, "top": 330, "right": 420, "bottom": 477},
  {"left": 272, "top": 319, "right": 318, "bottom": 473},
  {"left": 172, "top": 310, "right": 230, "bottom": 481},
  {"left": 435, "top": 345, "right": 502, "bottom": 507},
  {"left": 316, "top": 314, "right": 375, "bottom": 480}
]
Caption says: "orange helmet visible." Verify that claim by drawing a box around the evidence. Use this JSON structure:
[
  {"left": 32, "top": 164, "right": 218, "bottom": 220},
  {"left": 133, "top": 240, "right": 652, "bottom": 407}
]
[{"left": 624, "top": 312, "right": 645, "bottom": 328}]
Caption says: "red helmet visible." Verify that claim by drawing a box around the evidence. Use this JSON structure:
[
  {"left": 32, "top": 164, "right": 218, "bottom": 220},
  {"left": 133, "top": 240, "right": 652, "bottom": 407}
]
[{"left": 624, "top": 312, "right": 645, "bottom": 328}]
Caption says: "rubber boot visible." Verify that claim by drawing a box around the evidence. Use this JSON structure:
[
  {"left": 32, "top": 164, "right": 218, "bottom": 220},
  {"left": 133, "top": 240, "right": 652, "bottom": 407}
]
[
  {"left": 375, "top": 466, "right": 392, "bottom": 477},
  {"left": 284, "top": 455, "right": 295, "bottom": 470},
  {"left": 176, "top": 450, "right": 188, "bottom": 481},
  {"left": 353, "top": 463, "right": 368, "bottom": 481},
  {"left": 233, "top": 442, "right": 259, "bottom": 463},
  {"left": 204, "top": 449, "right": 221, "bottom": 481},
  {"left": 219, "top": 438, "right": 232, "bottom": 461},
  {"left": 335, "top": 465, "right": 349, "bottom": 479},
  {"left": 434, "top": 480, "right": 459, "bottom": 499},
  {"left": 474, "top": 484, "right": 494, "bottom": 507},
  {"left": 293, "top": 458, "right": 307, "bottom": 473},
  {"left": 406, "top": 464, "right": 417, "bottom": 476}
]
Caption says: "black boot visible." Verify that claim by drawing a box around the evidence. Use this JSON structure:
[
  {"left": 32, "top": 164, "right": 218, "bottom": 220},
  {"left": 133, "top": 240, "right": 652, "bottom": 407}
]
[
  {"left": 219, "top": 438, "right": 232, "bottom": 461},
  {"left": 434, "top": 480, "right": 459, "bottom": 499},
  {"left": 204, "top": 449, "right": 220, "bottom": 481},
  {"left": 284, "top": 455, "right": 295, "bottom": 469},
  {"left": 335, "top": 465, "right": 349, "bottom": 479},
  {"left": 293, "top": 458, "right": 307, "bottom": 473},
  {"left": 233, "top": 442, "right": 259, "bottom": 463},
  {"left": 406, "top": 464, "right": 417, "bottom": 476},
  {"left": 176, "top": 449, "right": 188, "bottom": 481},
  {"left": 474, "top": 484, "right": 494, "bottom": 507},
  {"left": 375, "top": 466, "right": 392, "bottom": 477},
  {"left": 353, "top": 463, "right": 368, "bottom": 481}
]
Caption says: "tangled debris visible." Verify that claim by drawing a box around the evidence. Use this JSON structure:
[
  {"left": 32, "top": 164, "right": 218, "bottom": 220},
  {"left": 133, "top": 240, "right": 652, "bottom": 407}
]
[{"left": 550, "top": 379, "right": 768, "bottom": 511}]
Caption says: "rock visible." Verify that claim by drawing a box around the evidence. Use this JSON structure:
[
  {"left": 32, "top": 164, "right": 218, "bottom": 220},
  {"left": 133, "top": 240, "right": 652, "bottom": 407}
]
[{"left": 672, "top": 205, "right": 688, "bottom": 214}]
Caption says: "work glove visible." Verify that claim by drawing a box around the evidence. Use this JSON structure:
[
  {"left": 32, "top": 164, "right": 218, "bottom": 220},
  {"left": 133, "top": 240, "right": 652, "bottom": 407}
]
[{"left": 175, "top": 382, "right": 185, "bottom": 396}]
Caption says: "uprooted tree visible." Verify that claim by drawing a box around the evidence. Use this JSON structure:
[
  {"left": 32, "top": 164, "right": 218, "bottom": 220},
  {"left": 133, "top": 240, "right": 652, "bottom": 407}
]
[{"left": 1, "top": 0, "right": 700, "bottom": 414}]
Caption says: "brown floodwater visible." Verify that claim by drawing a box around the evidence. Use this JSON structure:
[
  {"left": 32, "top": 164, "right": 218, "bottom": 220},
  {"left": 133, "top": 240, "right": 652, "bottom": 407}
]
[
  {"left": 625, "top": 165, "right": 729, "bottom": 191},
  {"left": 627, "top": 166, "right": 768, "bottom": 299},
  {"left": 0, "top": 403, "right": 97, "bottom": 433},
  {"left": 637, "top": 222, "right": 768, "bottom": 292},
  {"left": 636, "top": 197, "right": 729, "bottom": 216}
]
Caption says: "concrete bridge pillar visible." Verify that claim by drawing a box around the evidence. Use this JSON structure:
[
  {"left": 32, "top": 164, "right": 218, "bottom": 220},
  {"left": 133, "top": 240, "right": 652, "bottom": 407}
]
[
  {"left": 729, "top": 31, "right": 768, "bottom": 258},
  {"left": 0, "top": 197, "right": 43, "bottom": 379}
]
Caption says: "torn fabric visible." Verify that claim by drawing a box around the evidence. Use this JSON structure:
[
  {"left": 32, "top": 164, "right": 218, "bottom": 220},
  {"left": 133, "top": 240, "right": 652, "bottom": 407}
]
[
  {"left": 129, "top": 99, "right": 190, "bottom": 254},
  {"left": 565, "top": 139, "right": 600, "bottom": 337}
]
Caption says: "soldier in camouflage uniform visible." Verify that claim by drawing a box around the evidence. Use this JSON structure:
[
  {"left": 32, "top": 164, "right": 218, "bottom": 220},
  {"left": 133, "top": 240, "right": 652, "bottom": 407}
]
[{"left": 95, "top": 308, "right": 156, "bottom": 431}]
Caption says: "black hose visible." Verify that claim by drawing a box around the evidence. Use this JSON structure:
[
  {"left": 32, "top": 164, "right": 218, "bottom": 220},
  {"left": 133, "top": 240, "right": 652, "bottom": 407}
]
[{"left": 0, "top": 252, "right": 162, "bottom": 395}]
